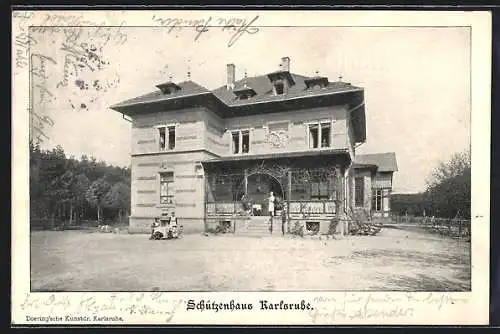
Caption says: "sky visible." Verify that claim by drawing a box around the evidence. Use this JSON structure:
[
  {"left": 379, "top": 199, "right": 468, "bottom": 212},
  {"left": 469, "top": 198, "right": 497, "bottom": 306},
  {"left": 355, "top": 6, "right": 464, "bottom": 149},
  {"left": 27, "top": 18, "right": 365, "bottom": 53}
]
[{"left": 26, "top": 20, "right": 471, "bottom": 194}]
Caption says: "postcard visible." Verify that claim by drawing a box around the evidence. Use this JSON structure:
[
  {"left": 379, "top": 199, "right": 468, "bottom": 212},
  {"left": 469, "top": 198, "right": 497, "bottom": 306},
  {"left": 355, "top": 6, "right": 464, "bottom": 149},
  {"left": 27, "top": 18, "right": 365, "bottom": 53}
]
[{"left": 11, "top": 9, "right": 491, "bottom": 325}]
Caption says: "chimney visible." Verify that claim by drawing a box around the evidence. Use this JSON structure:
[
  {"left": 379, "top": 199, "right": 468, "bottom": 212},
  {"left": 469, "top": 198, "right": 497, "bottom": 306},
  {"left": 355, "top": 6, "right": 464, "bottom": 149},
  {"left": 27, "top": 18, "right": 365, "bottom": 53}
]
[
  {"left": 281, "top": 57, "right": 290, "bottom": 72},
  {"left": 227, "top": 63, "right": 235, "bottom": 90}
]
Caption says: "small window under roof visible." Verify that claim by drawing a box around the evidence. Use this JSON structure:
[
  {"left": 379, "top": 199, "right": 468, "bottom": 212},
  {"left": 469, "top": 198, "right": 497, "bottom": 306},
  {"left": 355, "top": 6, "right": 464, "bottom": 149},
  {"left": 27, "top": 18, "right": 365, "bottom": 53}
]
[
  {"left": 233, "top": 86, "right": 257, "bottom": 100},
  {"left": 304, "top": 76, "right": 329, "bottom": 89},
  {"left": 156, "top": 82, "right": 182, "bottom": 95},
  {"left": 267, "top": 70, "right": 295, "bottom": 87}
]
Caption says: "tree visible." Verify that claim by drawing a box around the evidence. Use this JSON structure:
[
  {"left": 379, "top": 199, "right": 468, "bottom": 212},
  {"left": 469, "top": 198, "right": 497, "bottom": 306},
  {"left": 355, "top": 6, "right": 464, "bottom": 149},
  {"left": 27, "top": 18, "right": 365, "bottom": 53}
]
[
  {"left": 103, "top": 182, "right": 130, "bottom": 223},
  {"left": 29, "top": 143, "right": 131, "bottom": 227},
  {"left": 69, "top": 173, "right": 90, "bottom": 225},
  {"left": 85, "top": 177, "right": 111, "bottom": 222},
  {"left": 425, "top": 150, "right": 471, "bottom": 218}
]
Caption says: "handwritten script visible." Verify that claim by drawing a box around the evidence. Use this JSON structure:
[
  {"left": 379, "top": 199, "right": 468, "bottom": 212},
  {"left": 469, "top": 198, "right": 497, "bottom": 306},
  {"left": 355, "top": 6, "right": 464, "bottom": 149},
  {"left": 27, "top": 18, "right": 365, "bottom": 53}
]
[
  {"left": 151, "top": 15, "right": 260, "bottom": 47},
  {"left": 309, "top": 293, "right": 468, "bottom": 323},
  {"left": 13, "top": 12, "right": 127, "bottom": 145},
  {"left": 20, "top": 292, "right": 183, "bottom": 323}
]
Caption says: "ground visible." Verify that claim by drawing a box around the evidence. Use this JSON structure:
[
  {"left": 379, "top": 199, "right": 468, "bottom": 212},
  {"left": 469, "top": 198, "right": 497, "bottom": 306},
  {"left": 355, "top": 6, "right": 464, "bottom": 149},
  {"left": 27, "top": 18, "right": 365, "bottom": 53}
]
[{"left": 30, "top": 226, "right": 470, "bottom": 292}]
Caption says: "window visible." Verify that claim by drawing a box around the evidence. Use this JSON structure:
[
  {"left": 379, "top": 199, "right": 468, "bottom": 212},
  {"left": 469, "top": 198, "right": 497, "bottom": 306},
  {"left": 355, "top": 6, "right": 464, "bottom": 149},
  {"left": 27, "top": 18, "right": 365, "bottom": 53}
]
[
  {"left": 354, "top": 177, "right": 364, "bottom": 207},
  {"left": 305, "top": 222, "right": 320, "bottom": 234},
  {"left": 230, "top": 130, "right": 250, "bottom": 154},
  {"left": 309, "top": 124, "right": 319, "bottom": 148},
  {"left": 158, "top": 125, "right": 176, "bottom": 151},
  {"left": 168, "top": 126, "right": 175, "bottom": 150},
  {"left": 321, "top": 123, "right": 331, "bottom": 147},
  {"left": 308, "top": 121, "right": 331, "bottom": 149},
  {"left": 232, "top": 131, "right": 240, "bottom": 154},
  {"left": 274, "top": 82, "right": 284, "bottom": 95},
  {"left": 160, "top": 172, "right": 175, "bottom": 204},
  {"left": 372, "top": 189, "right": 383, "bottom": 211},
  {"left": 159, "top": 127, "right": 166, "bottom": 150},
  {"left": 242, "top": 130, "right": 249, "bottom": 153}
]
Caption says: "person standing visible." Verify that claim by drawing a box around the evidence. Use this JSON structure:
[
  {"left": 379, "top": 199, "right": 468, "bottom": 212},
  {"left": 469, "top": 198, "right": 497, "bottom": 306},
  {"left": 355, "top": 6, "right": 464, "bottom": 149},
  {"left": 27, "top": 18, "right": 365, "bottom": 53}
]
[
  {"left": 268, "top": 191, "right": 275, "bottom": 217},
  {"left": 268, "top": 191, "right": 275, "bottom": 233}
]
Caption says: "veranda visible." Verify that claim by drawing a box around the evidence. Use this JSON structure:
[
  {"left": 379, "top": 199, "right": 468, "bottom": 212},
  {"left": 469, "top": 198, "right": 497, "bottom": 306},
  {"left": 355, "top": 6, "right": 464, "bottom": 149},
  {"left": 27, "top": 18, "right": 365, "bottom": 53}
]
[{"left": 201, "top": 154, "right": 350, "bottom": 235}]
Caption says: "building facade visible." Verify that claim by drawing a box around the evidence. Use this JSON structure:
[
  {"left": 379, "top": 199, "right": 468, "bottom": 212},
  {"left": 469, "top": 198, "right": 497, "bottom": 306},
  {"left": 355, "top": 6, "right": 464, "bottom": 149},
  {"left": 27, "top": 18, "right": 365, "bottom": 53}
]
[
  {"left": 353, "top": 153, "right": 398, "bottom": 220},
  {"left": 111, "top": 57, "right": 396, "bottom": 235}
]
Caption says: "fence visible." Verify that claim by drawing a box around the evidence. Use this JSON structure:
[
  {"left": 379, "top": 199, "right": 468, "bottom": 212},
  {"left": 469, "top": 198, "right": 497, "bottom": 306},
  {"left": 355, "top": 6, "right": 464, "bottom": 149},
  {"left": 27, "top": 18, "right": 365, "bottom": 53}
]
[
  {"left": 30, "top": 218, "right": 129, "bottom": 231},
  {"left": 392, "top": 215, "right": 471, "bottom": 240},
  {"left": 289, "top": 200, "right": 336, "bottom": 215}
]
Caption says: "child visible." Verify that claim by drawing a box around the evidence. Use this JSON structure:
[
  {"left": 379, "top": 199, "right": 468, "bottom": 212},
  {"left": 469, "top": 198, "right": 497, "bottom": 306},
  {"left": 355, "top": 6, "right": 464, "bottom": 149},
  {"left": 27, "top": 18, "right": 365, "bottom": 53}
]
[
  {"left": 281, "top": 206, "right": 287, "bottom": 236},
  {"left": 150, "top": 218, "right": 160, "bottom": 239},
  {"left": 169, "top": 212, "right": 178, "bottom": 238}
]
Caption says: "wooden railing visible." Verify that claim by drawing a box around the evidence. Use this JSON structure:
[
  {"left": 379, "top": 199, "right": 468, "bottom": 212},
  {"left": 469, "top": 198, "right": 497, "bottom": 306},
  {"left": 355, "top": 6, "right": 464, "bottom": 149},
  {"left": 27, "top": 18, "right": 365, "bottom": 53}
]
[
  {"left": 206, "top": 200, "right": 337, "bottom": 216},
  {"left": 206, "top": 202, "right": 244, "bottom": 216},
  {"left": 288, "top": 200, "right": 336, "bottom": 215}
]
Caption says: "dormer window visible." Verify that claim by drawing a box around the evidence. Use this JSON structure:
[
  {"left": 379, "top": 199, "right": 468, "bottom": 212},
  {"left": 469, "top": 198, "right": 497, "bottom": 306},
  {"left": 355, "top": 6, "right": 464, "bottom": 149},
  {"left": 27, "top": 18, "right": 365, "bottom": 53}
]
[
  {"left": 156, "top": 82, "right": 181, "bottom": 95},
  {"left": 267, "top": 70, "right": 295, "bottom": 96},
  {"left": 274, "top": 81, "right": 285, "bottom": 95},
  {"left": 305, "top": 76, "right": 329, "bottom": 89},
  {"left": 233, "top": 86, "right": 257, "bottom": 100}
]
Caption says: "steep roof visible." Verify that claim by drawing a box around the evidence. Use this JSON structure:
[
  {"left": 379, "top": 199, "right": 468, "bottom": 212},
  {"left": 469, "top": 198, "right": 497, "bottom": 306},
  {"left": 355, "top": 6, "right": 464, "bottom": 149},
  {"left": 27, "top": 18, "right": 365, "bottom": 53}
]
[
  {"left": 212, "top": 73, "right": 362, "bottom": 107},
  {"left": 110, "top": 80, "right": 211, "bottom": 109},
  {"left": 355, "top": 152, "right": 398, "bottom": 172}
]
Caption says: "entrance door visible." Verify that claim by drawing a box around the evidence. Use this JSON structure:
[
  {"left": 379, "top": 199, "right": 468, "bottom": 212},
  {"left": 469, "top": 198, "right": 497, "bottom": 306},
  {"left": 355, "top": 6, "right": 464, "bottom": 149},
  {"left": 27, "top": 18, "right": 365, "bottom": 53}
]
[{"left": 245, "top": 173, "right": 284, "bottom": 216}]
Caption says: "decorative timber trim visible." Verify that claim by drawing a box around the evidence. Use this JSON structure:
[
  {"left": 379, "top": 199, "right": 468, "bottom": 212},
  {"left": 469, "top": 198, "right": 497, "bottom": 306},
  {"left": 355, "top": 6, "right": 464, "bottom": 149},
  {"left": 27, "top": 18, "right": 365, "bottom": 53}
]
[
  {"left": 176, "top": 203, "right": 197, "bottom": 208},
  {"left": 137, "top": 176, "right": 156, "bottom": 180},
  {"left": 207, "top": 137, "right": 229, "bottom": 147},
  {"left": 137, "top": 190, "right": 156, "bottom": 194},
  {"left": 137, "top": 163, "right": 160, "bottom": 167},
  {"left": 137, "top": 139, "right": 156, "bottom": 144},
  {"left": 136, "top": 203, "right": 156, "bottom": 207},
  {"left": 131, "top": 149, "right": 217, "bottom": 158},
  {"left": 176, "top": 189, "right": 196, "bottom": 193},
  {"left": 290, "top": 136, "right": 304, "bottom": 142},
  {"left": 177, "top": 135, "right": 197, "bottom": 140}
]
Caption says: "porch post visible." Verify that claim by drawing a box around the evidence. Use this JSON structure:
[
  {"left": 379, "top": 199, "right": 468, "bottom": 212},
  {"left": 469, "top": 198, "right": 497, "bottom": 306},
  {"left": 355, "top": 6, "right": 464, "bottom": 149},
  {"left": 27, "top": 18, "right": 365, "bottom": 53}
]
[
  {"left": 335, "top": 165, "right": 341, "bottom": 219},
  {"left": 244, "top": 169, "right": 248, "bottom": 196},
  {"left": 287, "top": 170, "right": 292, "bottom": 233},
  {"left": 335, "top": 165, "right": 343, "bottom": 236},
  {"left": 204, "top": 171, "right": 208, "bottom": 232},
  {"left": 317, "top": 122, "right": 322, "bottom": 147}
]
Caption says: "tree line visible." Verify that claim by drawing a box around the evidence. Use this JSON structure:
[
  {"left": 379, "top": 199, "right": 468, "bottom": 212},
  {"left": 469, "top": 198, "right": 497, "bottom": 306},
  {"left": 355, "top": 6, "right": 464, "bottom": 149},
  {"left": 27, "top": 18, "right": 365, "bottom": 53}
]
[
  {"left": 30, "top": 142, "right": 131, "bottom": 227},
  {"left": 392, "top": 150, "right": 471, "bottom": 219}
]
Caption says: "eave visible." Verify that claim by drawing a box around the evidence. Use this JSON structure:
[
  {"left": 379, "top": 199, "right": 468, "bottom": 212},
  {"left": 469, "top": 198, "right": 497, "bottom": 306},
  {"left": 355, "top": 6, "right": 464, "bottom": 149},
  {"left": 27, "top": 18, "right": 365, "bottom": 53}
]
[{"left": 202, "top": 148, "right": 350, "bottom": 165}]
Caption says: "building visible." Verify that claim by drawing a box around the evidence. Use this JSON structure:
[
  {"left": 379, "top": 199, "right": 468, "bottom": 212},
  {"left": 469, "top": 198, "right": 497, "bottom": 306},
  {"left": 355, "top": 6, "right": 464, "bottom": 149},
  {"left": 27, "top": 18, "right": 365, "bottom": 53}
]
[
  {"left": 353, "top": 153, "right": 398, "bottom": 220},
  {"left": 110, "top": 57, "right": 397, "bottom": 235}
]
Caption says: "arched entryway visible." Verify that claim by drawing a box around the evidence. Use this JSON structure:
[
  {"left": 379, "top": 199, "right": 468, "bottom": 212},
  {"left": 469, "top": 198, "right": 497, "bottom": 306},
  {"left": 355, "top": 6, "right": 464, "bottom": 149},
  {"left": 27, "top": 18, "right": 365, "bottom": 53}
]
[{"left": 236, "top": 172, "right": 285, "bottom": 216}]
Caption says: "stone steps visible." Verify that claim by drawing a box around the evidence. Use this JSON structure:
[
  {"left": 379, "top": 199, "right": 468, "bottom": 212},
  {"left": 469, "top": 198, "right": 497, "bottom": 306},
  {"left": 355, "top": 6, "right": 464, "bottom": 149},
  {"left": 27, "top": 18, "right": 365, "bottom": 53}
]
[{"left": 235, "top": 217, "right": 278, "bottom": 237}]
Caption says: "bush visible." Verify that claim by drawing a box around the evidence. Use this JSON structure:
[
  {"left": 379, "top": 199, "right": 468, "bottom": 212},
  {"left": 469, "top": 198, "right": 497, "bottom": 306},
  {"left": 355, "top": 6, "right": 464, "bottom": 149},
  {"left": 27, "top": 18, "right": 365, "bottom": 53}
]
[
  {"left": 290, "top": 220, "right": 304, "bottom": 237},
  {"left": 206, "top": 220, "right": 232, "bottom": 235},
  {"left": 328, "top": 217, "right": 340, "bottom": 235},
  {"left": 347, "top": 211, "right": 382, "bottom": 236}
]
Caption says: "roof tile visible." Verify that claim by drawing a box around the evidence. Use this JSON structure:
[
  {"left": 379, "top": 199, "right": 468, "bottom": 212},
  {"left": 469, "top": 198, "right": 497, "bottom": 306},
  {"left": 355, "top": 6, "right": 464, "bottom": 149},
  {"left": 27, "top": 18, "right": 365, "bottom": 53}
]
[
  {"left": 355, "top": 152, "right": 398, "bottom": 172},
  {"left": 111, "top": 73, "right": 362, "bottom": 109}
]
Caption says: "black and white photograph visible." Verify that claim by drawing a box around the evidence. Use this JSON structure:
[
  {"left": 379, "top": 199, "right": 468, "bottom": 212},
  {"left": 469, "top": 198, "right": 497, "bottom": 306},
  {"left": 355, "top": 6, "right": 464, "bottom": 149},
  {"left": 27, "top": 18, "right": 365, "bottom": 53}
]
[{"left": 12, "top": 9, "right": 490, "bottom": 325}]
